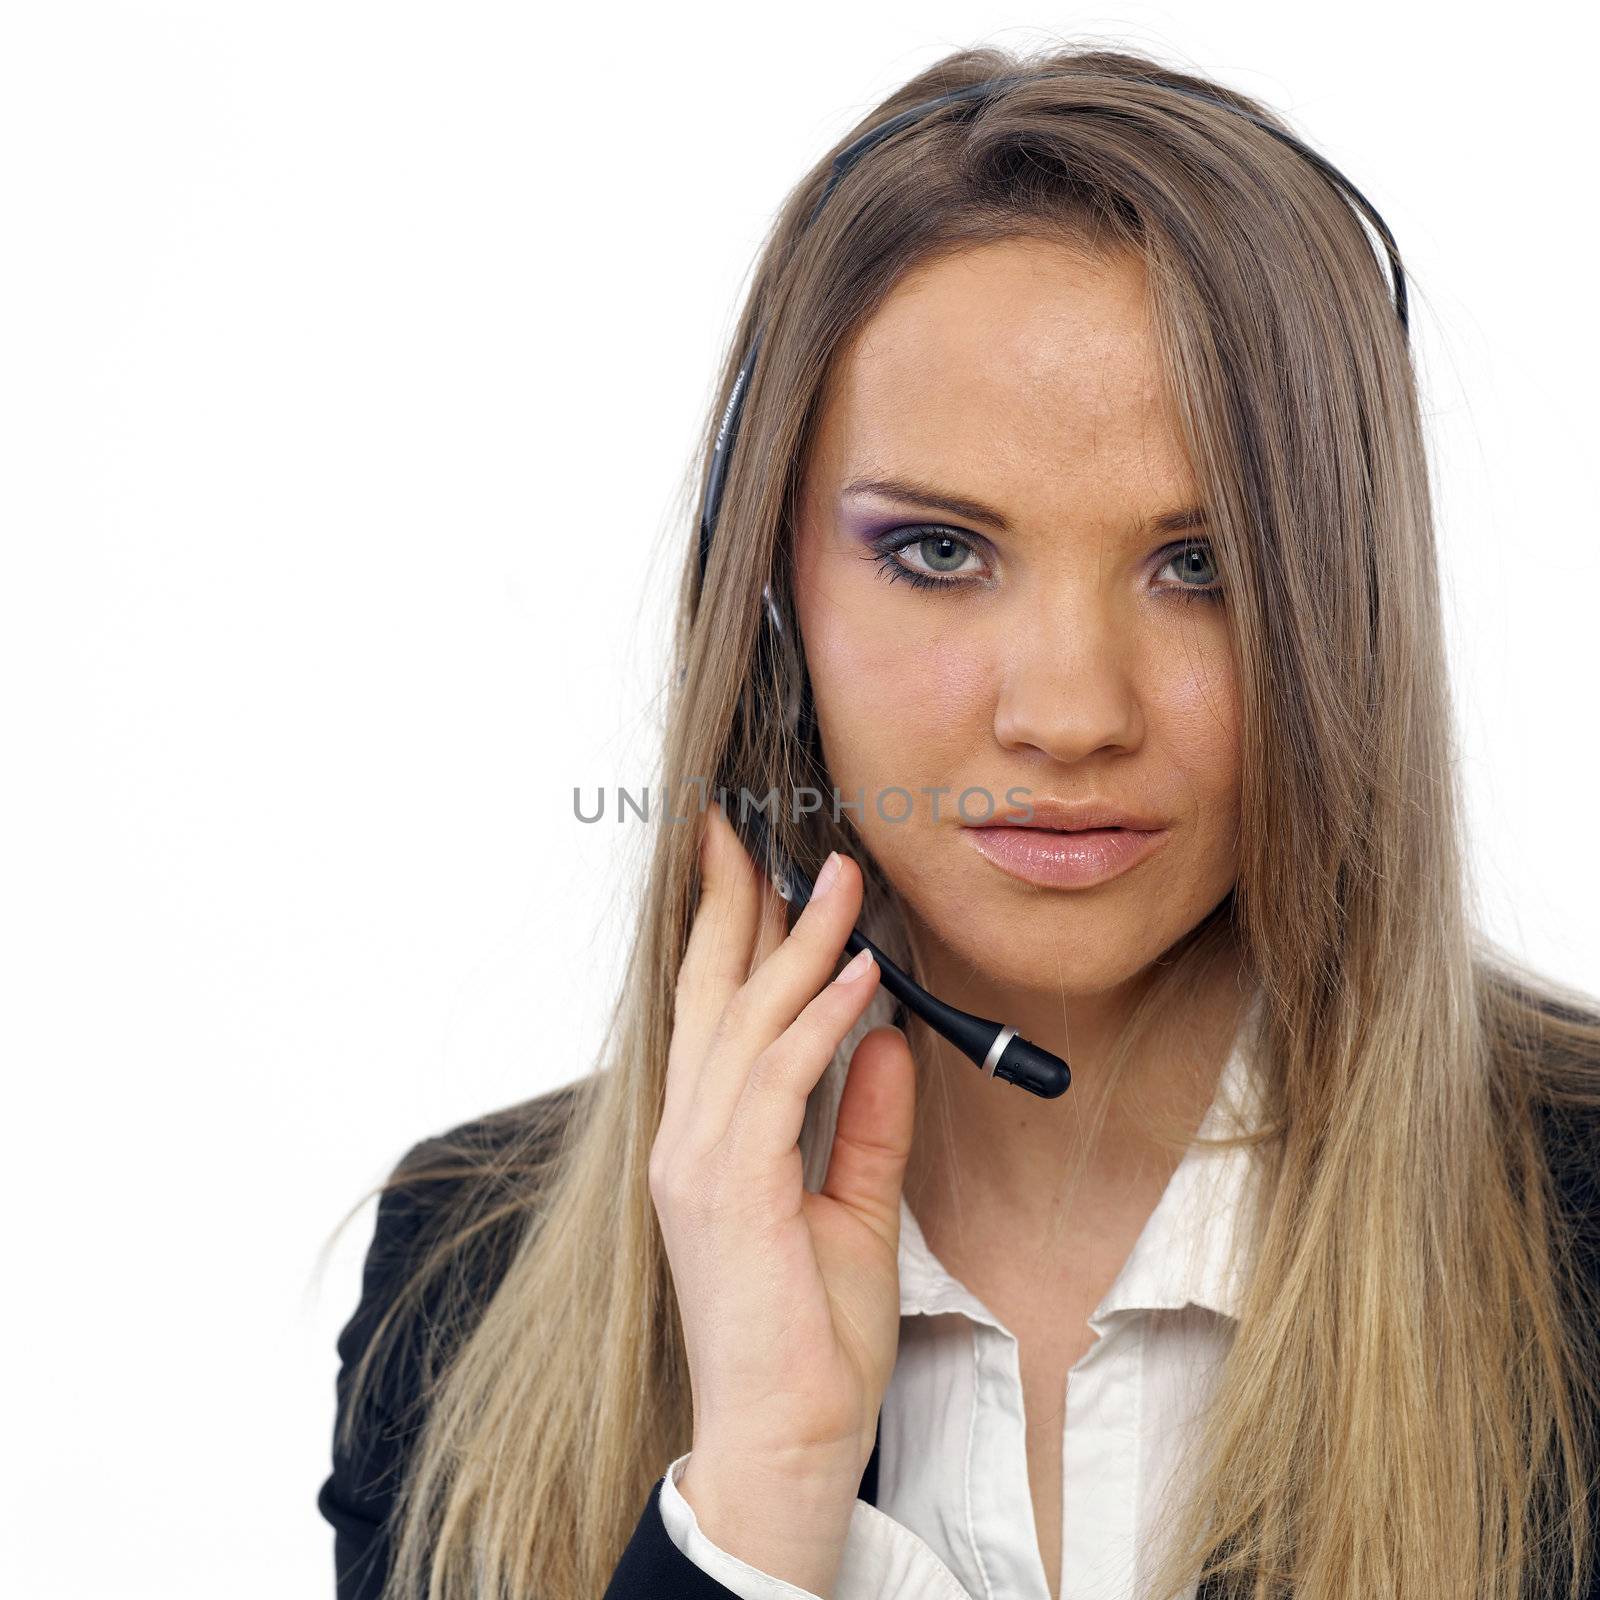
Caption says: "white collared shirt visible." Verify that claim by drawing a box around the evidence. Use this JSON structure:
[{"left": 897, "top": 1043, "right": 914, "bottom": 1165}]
[{"left": 659, "top": 1013, "right": 1264, "bottom": 1600}]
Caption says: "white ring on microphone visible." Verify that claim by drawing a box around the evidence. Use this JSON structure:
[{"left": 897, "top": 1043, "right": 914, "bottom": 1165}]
[{"left": 981, "top": 1024, "right": 1017, "bottom": 1079}]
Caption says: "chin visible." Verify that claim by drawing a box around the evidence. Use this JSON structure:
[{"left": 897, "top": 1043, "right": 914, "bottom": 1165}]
[
  {"left": 907, "top": 856, "right": 1220, "bottom": 990},
  {"left": 901, "top": 886, "right": 1165, "bottom": 996}
]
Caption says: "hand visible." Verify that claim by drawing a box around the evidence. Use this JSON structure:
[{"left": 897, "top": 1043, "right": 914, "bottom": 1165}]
[{"left": 649, "top": 800, "right": 917, "bottom": 1597}]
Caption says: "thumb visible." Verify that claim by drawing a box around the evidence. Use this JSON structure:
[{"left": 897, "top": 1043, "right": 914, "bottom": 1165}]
[{"left": 821, "top": 1025, "right": 917, "bottom": 1243}]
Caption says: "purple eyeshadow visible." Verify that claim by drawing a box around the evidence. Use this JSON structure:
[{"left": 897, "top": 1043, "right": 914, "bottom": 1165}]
[{"left": 838, "top": 507, "right": 915, "bottom": 545}]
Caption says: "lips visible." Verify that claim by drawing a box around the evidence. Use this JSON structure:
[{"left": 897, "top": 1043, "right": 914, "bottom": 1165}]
[
  {"left": 968, "top": 797, "right": 1168, "bottom": 833},
  {"left": 962, "top": 820, "right": 1169, "bottom": 889}
]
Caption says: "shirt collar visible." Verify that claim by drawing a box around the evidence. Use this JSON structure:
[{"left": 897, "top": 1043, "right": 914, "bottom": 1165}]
[{"left": 895, "top": 989, "right": 1266, "bottom": 1331}]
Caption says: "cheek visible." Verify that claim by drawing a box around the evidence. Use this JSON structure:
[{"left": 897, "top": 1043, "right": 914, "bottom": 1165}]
[
  {"left": 804, "top": 604, "right": 995, "bottom": 781},
  {"left": 793, "top": 525, "right": 994, "bottom": 742},
  {"left": 1150, "top": 628, "right": 1243, "bottom": 834}
]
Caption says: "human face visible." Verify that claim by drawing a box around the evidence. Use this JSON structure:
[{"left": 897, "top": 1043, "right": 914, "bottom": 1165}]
[{"left": 791, "top": 236, "right": 1241, "bottom": 1002}]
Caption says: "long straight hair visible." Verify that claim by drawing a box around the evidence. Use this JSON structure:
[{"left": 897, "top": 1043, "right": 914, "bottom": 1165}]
[{"left": 333, "top": 43, "right": 1600, "bottom": 1598}]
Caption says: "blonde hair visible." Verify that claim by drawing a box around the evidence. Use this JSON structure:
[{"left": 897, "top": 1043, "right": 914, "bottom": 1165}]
[{"left": 330, "top": 42, "right": 1600, "bottom": 1598}]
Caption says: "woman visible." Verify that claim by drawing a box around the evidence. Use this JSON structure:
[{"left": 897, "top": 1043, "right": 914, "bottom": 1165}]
[{"left": 317, "top": 43, "right": 1600, "bottom": 1600}]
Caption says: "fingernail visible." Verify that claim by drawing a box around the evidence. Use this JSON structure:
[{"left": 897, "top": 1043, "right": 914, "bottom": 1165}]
[
  {"left": 835, "top": 947, "right": 874, "bottom": 985},
  {"left": 813, "top": 851, "right": 842, "bottom": 899}
]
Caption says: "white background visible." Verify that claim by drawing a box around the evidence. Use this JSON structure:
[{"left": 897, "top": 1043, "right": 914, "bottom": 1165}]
[{"left": 2, "top": 3, "right": 1593, "bottom": 1595}]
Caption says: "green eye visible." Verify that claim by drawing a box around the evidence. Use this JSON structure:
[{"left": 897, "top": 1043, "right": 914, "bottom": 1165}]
[
  {"left": 867, "top": 527, "right": 983, "bottom": 590},
  {"left": 918, "top": 534, "right": 970, "bottom": 572},
  {"left": 1159, "top": 541, "right": 1224, "bottom": 601}
]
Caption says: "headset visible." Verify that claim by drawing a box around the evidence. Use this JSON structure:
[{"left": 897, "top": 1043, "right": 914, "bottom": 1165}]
[{"left": 692, "top": 73, "right": 1410, "bottom": 1100}]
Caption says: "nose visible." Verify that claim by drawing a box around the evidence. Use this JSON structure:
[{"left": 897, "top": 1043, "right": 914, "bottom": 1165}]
[{"left": 990, "top": 588, "right": 1145, "bottom": 764}]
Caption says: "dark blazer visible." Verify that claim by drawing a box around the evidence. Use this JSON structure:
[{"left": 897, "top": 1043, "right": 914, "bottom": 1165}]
[
  {"left": 318, "top": 1077, "right": 1600, "bottom": 1600},
  {"left": 317, "top": 1082, "right": 800, "bottom": 1600}
]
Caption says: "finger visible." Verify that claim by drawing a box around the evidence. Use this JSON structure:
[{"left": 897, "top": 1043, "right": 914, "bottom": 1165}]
[
  {"left": 820, "top": 1026, "right": 916, "bottom": 1244},
  {"left": 697, "top": 849, "right": 868, "bottom": 1132},
  {"left": 663, "top": 800, "right": 764, "bottom": 1128},
  {"left": 722, "top": 918, "right": 885, "bottom": 1169}
]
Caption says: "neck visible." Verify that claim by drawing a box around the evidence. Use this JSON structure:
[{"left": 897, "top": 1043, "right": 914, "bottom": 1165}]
[{"left": 899, "top": 929, "right": 1255, "bottom": 1237}]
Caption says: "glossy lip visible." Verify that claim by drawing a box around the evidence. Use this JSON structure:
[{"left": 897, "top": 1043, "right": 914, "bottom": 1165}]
[
  {"left": 962, "top": 822, "right": 1170, "bottom": 889},
  {"left": 978, "top": 796, "right": 1169, "bottom": 832}
]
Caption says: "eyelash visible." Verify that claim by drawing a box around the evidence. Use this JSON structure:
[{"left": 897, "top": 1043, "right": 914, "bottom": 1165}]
[{"left": 865, "top": 526, "right": 1225, "bottom": 603}]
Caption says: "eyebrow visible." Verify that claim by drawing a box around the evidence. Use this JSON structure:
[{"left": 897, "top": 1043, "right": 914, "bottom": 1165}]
[{"left": 839, "top": 474, "right": 1209, "bottom": 538}]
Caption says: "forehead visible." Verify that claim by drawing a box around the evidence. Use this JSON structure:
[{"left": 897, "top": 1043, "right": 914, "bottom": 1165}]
[{"left": 808, "top": 236, "right": 1193, "bottom": 510}]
